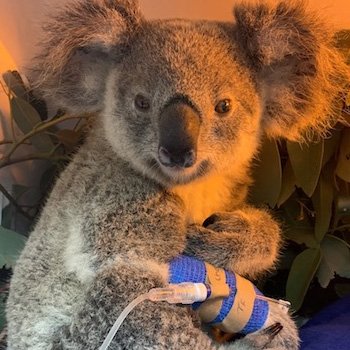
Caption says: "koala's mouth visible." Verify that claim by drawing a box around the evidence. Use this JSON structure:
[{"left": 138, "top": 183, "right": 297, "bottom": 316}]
[{"left": 147, "top": 158, "right": 211, "bottom": 185}]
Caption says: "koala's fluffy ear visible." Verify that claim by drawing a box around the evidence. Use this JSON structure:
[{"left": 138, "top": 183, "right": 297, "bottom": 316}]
[
  {"left": 234, "top": 1, "right": 349, "bottom": 141},
  {"left": 33, "top": 0, "right": 142, "bottom": 114}
]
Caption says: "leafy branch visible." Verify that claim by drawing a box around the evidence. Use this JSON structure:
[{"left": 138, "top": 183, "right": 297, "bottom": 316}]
[{"left": 0, "top": 70, "right": 92, "bottom": 228}]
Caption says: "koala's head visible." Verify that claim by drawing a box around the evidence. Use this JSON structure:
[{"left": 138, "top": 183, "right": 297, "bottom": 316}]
[{"left": 35, "top": 0, "right": 349, "bottom": 186}]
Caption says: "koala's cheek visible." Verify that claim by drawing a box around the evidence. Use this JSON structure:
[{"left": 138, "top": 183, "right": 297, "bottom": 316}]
[{"left": 211, "top": 122, "right": 238, "bottom": 143}]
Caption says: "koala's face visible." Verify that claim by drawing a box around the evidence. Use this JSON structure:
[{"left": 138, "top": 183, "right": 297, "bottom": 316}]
[
  {"left": 103, "top": 21, "right": 261, "bottom": 186},
  {"left": 39, "top": 1, "right": 347, "bottom": 187}
]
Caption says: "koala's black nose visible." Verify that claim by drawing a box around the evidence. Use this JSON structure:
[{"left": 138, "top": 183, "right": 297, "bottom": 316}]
[
  {"left": 158, "top": 100, "right": 200, "bottom": 169},
  {"left": 158, "top": 147, "right": 196, "bottom": 168}
]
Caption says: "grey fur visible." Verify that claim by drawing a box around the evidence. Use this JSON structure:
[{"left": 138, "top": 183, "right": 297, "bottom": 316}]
[{"left": 6, "top": 0, "right": 348, "bottom": 349}]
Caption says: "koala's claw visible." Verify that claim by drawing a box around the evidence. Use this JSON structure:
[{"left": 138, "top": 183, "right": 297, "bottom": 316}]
[
  {"left": 202, "top": 214, "right": 220, "bottom": 227},
  {"left": 262, "top": 323, "right": 284, "bottom": 344},
  {"left": 202, "top": 212, "right": 249, "bottom": 233}
]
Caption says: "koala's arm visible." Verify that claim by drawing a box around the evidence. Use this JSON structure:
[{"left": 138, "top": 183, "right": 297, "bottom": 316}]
[
  {"left": 52, "top": 260, "right": 297, "bottom": 350},
  {"left": 51, "top": 262, "right": 217, "bottom": 350},
  {"left": 183, "top": 209, "right": 300, "bottom": 350},
  {"left": 184, "top": 207, "right": 281, "bottom": 279}
]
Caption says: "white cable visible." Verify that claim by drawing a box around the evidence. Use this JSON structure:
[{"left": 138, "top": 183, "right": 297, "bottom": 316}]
[
  {"left": 99, "top": 283, "right": 207, "bottom": 350},
  {"left": 99, "top": 282, "right": 290, "bottom": 350},
  {"left": 99, "top": 293, "right": 149, "bottom": 350}
]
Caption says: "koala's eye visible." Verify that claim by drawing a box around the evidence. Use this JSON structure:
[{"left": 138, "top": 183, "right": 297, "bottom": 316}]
[
  {"left": 215, "top": 99, "right": 232, "bottom": 115},
  {"left": 135, "top": 94, "right": 151, "bottom": 111}
]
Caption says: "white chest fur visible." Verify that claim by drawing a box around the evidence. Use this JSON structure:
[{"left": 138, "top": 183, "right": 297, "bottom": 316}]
[{"left": 170, "top": 174, "right": 234, "bottom": 225}]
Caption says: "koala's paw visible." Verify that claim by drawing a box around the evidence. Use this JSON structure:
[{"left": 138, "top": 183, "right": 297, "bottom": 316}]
[{"left": 203, "top": 212, "right": 250, "bottom": 234}]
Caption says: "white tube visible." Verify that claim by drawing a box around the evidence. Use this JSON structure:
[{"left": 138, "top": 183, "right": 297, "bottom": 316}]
[{"left": 99, "top": 293, "right": 149, "bottom": 350}]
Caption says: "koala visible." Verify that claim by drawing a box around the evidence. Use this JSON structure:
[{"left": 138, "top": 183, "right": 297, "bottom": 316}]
[{"left": 6, "top": 0, "right": 349, "bottom": 349}]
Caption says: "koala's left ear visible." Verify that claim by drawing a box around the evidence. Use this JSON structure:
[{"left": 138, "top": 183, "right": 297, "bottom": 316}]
[
  {"left": 234, "top": 1, "right": 349, "bottom": 141},
  {"left": 32, "top": 0, "right": 143, "bottom": 114}
]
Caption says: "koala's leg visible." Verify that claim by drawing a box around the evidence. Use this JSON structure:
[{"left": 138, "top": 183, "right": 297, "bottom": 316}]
[
  {"left": 49, "top": 261, "right": 224, "bottom": 350},
  {"left": 184, "top": 207, "right": 281, "bottom": 279}
]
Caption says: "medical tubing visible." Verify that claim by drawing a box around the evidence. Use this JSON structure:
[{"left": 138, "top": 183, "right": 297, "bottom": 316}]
[
  {"left": 99, "top": 293, "right": 149, "bottom": 350},
  {"left": 99, "top": 283, "right": 207, "bottom": 350},
  {"left": 99, "top": 282, "right": 290, "bottom": 350}
]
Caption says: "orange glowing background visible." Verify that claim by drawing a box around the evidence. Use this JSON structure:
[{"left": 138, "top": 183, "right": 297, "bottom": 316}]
[{"left": 0, "top": 0, "right": 350, "bottom": 70}]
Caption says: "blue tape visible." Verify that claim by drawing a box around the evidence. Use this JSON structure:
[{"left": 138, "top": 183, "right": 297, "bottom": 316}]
[
  {"left": 241, "top": 288, "right": 269, "bottom": 334},
  {"left": 208, "top": 271, "right": 236, "bottom": 324},
  {"left": 169, "top": 255, "right": 206, "bottom": 284},
  {"left": 168, "top": 255, "right": 269, "bottom": 334}
]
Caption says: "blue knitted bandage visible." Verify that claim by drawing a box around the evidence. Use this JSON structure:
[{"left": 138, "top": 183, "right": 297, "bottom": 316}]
[{"left": 169, "top": 255, "right": 269, "bottom": 334}]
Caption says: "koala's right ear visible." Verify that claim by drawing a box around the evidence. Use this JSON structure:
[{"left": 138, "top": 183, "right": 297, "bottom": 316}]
[
  {"left": 234, "top": 1, "right": 349, "bottom": 141},
  {"left": 33, "top": 0, "right": 142, "bottom": 114}
]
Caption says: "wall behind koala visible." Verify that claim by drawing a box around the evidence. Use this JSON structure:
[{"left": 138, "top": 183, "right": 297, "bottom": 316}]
[
  {"left": 0, "top": 0, "right": 349, "bottom": 70},
  {"left": 0, "top": 0, "right": 350, "bottom": 219}
]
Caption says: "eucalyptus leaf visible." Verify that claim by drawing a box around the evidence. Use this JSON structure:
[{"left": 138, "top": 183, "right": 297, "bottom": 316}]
[
  {"left": 287, "top": 140, "right": 324, "bottom": 197},
  {"left": 312, "top": 172, "right": 334, "bottom": 242},
  {"left": 0, "top": 226, "right": 26, "bottom": 267},
  {"left": 284, "top": 227, "right": 318, "bottom": 249},
  {"left": 286, "top": 248, "right": 322, "bottom": 311},
  {"left": 280, "top": 194, "right": 312, "bottom": 227},
  {"left": 249, "top": 137, "right": 282, "bottom": 207},
  {"left": 335, "top": 128, "right": 350, "bottom": 183},
  {"left": 2, "top": 71, "right": 28, "bottom": 100},
  {"left": 336, "top": 196, "right": 350, "bottom": 216},
  {"left": 10, "top": 96, "right": 55, "bottom": 153},
  {"left": 322, "top": 130, "right": 341, "bottom": 167},
  {"left": 1, "top": 204, "right": 14, "bottom": 229},
  {"left": 317, "top": 235, "right": 350, "bottom": 288},
  {"left": 277, "top": 160, "right": 296, "bottom": 207}
]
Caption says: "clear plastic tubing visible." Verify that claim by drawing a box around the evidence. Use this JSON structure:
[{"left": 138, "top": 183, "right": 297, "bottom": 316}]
[{"left": 99, "top": 283, "right": 290, "bottom": 350}]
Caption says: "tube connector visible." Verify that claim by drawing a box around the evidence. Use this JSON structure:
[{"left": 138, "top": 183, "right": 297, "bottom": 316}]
[{"left": 147, "top": 282, "right": 208, "bottom": 304}]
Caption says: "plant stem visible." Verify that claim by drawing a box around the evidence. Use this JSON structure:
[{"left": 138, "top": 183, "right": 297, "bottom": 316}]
[
  {"left": 0, "top": 153, "right": 69, "bottom": 169},
  {"left": 0, "top": 140, "right": 31, "bottom": 145},
  {"left": 0, "top": 183, "right": 33, "bottom": 220},
  {"left": 1, "top": 114, "right": 91, "bottom": 161},
  {"left": 328, "top": 224, "right": 350, "bottom": 233}
]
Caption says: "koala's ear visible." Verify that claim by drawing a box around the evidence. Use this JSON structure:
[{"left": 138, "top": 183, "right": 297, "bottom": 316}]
[
  {"left": 33, "top": 0, "right": 142, "bottom": 114},
  {"left": 234, "top": 1, "right": 349, "bottom": 141}
]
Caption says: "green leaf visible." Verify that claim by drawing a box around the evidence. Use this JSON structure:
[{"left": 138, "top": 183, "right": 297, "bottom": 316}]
[
  {"left": 277, "top": 160, "right": 296, "bottom": 207},
  {"left": 336, "top": 196, "right": 350, "bottom": 216},
  {"left": 322, "top": 130, "right": 341, "bottom": 167},
  {"left": 287, "top": 140, "right": 324, "bottom": 197},
  {"left": 317, "top": 236, "right": 350, "bottom": 288},
  {"left": 279, "top": 194, "right": 313, "bottom": 228},
  {"left": 286, "top": 248, "right": 322, "bottom": 311},
  {"left": 285, "top": 227, "right": 318, "bottom": 249},
  {"left": 335, "top": 128, "right": 350, "bottom": 183},
  {"left": 2, "top": 71, "right": 28, "bottom": 100},
  {"left": 1, "top": 203, "right": 14, "bottom": 229},
  {"left": 10, "top": 96, "right": 55, "bottom": 153},
  {"left": 0, "top": 226, "right": 26, "bottom": 267},
  {"left": 312, "top": 173, "right": 334, "bottom": 242},
  {"left": 249, "top": 138, "right": 282, "bottom": 207}
]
